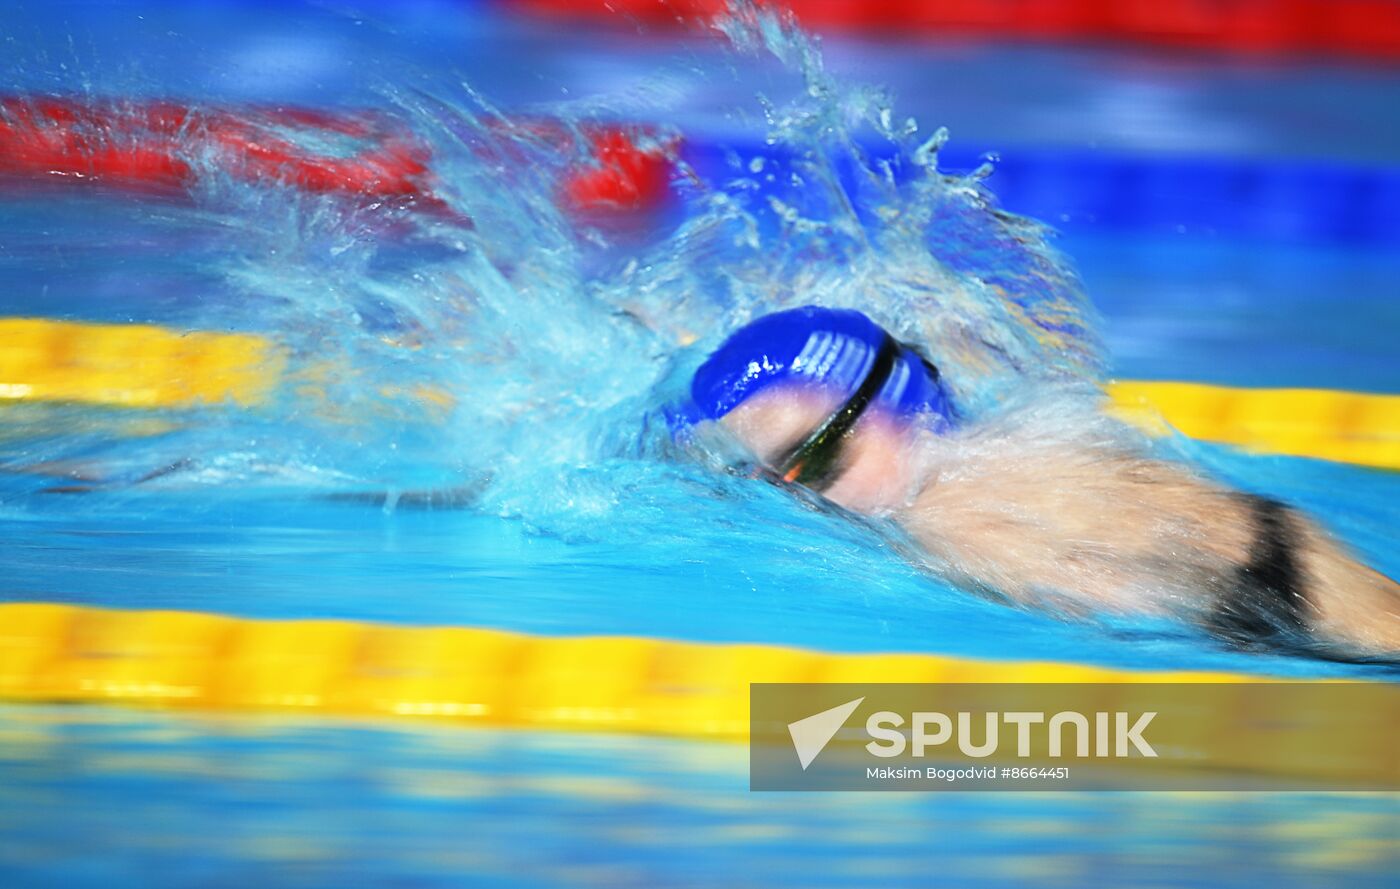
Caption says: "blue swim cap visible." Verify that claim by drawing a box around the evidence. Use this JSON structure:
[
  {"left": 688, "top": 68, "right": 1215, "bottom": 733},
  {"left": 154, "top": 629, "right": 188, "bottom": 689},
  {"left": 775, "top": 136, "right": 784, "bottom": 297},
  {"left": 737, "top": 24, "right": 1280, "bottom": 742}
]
[{"left": 686, "top": 305, "right": 955, "bottom": 431}]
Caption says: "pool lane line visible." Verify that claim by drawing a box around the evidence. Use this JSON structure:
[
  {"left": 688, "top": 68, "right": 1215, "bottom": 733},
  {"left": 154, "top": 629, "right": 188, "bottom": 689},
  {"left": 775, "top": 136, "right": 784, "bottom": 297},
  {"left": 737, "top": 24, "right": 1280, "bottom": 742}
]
[
  {"left": 2, "top": 317, "right": 1399, "bottom": 470},
  {"left": 3, "top": 602, "right": 1393, "bottom": 786},
  {"left": 510, "top": 0, "right": 1400, "bottom": 63},
  {"left": 680, "top": 139, "right": 1400, "bottom": 248},
  {"left": 0, "top": 318, "right": 280, "bottom": 408},
  {"left": 1107, "top": 381, "right": 1400, "bottom": 471}
]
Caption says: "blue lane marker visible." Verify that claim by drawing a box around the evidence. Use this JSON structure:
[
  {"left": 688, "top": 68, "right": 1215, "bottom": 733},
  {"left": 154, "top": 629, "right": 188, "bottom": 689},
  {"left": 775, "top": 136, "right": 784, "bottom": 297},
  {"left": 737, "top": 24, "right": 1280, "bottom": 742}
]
[{"left": 679, "top": 137, "right": 1400, "bottom": 246}]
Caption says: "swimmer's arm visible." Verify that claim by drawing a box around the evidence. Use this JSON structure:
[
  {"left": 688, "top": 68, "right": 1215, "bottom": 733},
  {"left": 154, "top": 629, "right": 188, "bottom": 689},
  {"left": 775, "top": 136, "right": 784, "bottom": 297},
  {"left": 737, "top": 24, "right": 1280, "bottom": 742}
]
[
  {"left": 8, "top": 458, "right": 491, "bottom": 509},
  {"left": 1285, "top": 520, "right": 1400, "bottom": 655},
  {"left": 900, "top": 439, "right": 1400, "bottom": 656}
]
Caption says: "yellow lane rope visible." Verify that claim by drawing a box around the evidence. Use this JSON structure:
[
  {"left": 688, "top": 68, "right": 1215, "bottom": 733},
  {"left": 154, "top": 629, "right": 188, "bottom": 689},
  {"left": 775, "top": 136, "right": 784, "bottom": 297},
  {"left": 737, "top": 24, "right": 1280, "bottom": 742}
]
[
  {"left": 2, "top": 318, "right": 1397, "bottom": 468},
  {"left": 0, "top": 601, "right": 1318, "bottom": 736},
  {"left": 0, "top": 318, "right": 281, "bottom": 408},
  {"left": 1108, "top": 380, "right": 1400, "bottom": 471},
  {"left": 8, "top": 603, "right": 1393, "bottom": 786}
]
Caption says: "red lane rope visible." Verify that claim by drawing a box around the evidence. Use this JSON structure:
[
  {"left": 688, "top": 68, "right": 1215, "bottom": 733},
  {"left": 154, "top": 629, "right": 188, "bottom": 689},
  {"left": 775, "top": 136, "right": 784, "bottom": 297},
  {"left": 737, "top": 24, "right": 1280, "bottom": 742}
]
[
  {"left": 0, "top": 97, "right": 430, "bottom": 199},
  {"left": 0, "top": 96, "right": 673, "bottom": 212},
  {"left": 508, "top": 0, "right": 1400, "bottom": 61},
  {"left": 565, "top": 126, "right": 674, "bottom": 209}
]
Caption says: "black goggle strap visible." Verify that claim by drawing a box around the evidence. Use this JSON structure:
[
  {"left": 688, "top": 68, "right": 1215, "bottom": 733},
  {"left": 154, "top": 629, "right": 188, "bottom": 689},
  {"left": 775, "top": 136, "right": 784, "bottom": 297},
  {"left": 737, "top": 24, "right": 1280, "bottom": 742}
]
[{"left": 776, "top": 332, "right": 901, "bottom": 491}]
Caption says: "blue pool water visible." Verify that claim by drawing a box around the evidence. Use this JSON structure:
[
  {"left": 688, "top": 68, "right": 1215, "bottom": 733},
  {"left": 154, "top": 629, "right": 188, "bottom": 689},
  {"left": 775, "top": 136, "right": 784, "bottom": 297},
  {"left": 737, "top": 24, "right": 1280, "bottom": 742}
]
[
  {"left": 2, "top": 705, "right": 1397, "bottom": 889},
  {"left": 1, "top": 2, "right": 1398, "bottom": 887},
  {"left": 4, "top": 448, "right": 1398, "bottom": 682}
]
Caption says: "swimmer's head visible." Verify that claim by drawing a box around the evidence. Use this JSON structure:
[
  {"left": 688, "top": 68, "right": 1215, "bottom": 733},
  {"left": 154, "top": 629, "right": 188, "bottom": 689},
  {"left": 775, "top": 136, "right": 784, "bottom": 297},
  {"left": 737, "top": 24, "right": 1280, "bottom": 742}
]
[{"left": 676, "top": 305, "right": 954, "bottom": 508}]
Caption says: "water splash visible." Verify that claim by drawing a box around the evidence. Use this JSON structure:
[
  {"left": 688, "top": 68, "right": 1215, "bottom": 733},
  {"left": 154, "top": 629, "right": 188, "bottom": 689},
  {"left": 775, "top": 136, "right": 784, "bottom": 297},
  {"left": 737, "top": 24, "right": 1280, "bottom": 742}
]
[{"left": 2, "top": 2, "right": 1104, "bottom": 549}]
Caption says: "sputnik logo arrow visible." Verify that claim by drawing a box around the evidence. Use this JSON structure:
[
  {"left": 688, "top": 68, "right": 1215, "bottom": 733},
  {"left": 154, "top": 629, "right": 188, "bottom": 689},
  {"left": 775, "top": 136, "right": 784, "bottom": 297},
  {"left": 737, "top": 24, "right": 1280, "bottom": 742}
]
[{"left": 787, "top": 697, "right": 864, "bottom": 770}]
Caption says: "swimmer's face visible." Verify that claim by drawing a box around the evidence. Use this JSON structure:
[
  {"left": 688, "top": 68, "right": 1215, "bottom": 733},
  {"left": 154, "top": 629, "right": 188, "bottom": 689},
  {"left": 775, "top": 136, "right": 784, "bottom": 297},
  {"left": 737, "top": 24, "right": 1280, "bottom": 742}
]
[{"left": 714, "top": 381, "right": 919, "bottom": 514}]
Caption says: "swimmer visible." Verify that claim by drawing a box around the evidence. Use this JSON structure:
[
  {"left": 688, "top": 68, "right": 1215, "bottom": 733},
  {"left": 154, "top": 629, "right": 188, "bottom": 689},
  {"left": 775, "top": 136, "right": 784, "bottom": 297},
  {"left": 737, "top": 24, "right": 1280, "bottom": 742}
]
[{"left": 675, "top": 306, "right": 1400, "bottom": 659}]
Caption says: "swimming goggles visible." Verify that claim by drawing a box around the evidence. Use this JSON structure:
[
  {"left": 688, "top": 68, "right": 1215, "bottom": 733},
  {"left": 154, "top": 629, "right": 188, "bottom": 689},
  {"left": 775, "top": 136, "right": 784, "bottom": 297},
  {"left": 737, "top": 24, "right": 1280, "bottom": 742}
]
[{"left": 773, "top": 331, "right": 903, "bottom": 492}]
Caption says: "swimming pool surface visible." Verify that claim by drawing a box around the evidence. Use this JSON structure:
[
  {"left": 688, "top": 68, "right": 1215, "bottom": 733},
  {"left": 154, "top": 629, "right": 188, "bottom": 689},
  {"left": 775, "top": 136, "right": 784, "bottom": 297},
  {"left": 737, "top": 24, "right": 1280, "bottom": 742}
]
[{"left": 2, "top": 705, "right": 1397, "bottom": 889}]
